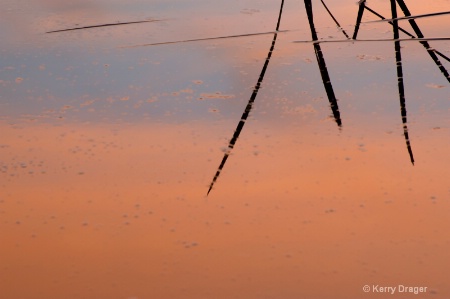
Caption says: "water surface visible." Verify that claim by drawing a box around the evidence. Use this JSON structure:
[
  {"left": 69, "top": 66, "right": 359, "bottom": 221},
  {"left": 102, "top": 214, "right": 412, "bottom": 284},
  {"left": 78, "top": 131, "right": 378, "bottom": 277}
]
[{"left": 1, "top": 0, "right": 450, "bottom": 298}]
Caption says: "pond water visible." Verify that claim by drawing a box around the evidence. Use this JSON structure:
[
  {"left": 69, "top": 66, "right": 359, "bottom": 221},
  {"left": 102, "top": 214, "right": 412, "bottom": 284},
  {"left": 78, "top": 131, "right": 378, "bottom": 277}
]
[{"left": 1, "top": 0, "right": 449, "bottom": 298}]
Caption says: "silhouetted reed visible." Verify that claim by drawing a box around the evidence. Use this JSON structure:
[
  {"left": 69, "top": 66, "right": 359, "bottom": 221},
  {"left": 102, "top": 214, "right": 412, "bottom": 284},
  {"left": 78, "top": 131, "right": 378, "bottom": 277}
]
[
  {"left": 304, "top": 0, "right": 342, "bottom": 128},
  {"left": 391, "top": 0, "right": 414, "bottom": 164},
  {"left": 207, "top": 0, "right": 285, "bottom": 195},
  {"left": 208, "top": 0, "right": 450, "bottom": 193},
  {"left": 46, "top": 19, "right": 163, "bottom": 33},
  {"left": 121, "top": 31, "right": 289, "bottom": 48},
  {"left": 354, "top": 0, "right": 450, "bottom": 81},
  {"left": 45, "top": 0, "right": 450, "bottom": 193}
]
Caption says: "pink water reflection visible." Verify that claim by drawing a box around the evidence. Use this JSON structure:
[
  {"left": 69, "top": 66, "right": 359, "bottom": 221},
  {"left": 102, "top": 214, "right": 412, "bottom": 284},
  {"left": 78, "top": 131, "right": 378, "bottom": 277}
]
[
  {"left": 1, "top": 0, "right": 450, "bottom": 298},
  {"left": 1, "top": 119, "right": 449, "bottom": 298}
]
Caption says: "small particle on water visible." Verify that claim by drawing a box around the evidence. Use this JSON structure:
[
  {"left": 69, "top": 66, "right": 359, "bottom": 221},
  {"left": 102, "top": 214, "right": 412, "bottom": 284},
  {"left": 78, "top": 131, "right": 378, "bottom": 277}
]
[
  {"left": 184, "top": 241, "right": 198, "bottom": 248},
  {"left": 199, "top": 92, "right": 234, "bottom": 100},
  {"left": 426, "top": 83, "right": 446, "bottom": 89},
  {"left": 240, "top": 8, "right": 260, "bottom": 15},
  {"left": 15, "top": 77, "right": 23, "bottom": 83}
]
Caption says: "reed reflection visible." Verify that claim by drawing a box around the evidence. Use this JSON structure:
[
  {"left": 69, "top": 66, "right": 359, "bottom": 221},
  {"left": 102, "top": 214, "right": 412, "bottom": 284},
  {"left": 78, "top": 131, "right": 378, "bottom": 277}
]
[
  {"left": 41, "top": 0, "right": 449, "bottom": 193},
  {"left": 352, "top": 0, "right": 450, "bottom": 165},
  {"left": 209, "top": 0, "right": 450, "bottom": 194},
  {"left": 210, "top": 0, "right": 344, "bottom": 194},
  {"left": 304, "top": 0, "right": 342, "bottom": 128},
  {"left": 210, "top": 0, "right": 345, "bottom": 194},
  {"left": 356, "top": 0, "right": 450, "bottom": 81},
  {"left": 319, "top": 0, "right": 350, "bottom": 39},
  {"left": 391, "top": 0, "right": 414, "bottom": 164},
  {"left": 45, "top": 19, "right": 164, "bottom": 33},
  {"left": 395, "top": 0, "right": 450, "bottom": 82},
  {"left": 207, "top": 1, "right": 285, "bottom": 195}
]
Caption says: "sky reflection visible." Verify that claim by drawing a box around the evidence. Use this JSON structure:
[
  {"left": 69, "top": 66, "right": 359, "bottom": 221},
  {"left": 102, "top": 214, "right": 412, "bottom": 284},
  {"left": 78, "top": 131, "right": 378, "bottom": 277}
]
[{"left": 1, "top": 0, "right": 450, "bottom": 298}]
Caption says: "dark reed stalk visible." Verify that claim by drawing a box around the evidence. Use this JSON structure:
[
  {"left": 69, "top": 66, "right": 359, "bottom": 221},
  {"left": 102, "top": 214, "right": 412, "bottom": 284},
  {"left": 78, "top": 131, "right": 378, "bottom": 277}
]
[
  {"left": 319, "top": 0, "right": 350, "bottom": 39},
  {"left": 293, "top": 37, "right": 450, "bottom": 44},
  {"left": 395, "top": 0, "right": 450, "bottom": 82},
  {"left": 304, "top": 0, "right": 342, "bottom": 127},
  {"left": 352, "top": 0, "right": 366, "bottom": 39},
  {"left": 391, "top": 0, "right": 415, "bottom": 165},
  {"left": 46, "top": 19, "right": 163, "bottom": 33},
  {"left": 121, "top": 30, "right": 290, "bottom": 48},
  {"left": 365, "top": 10, "right": 450, "bottom": 23},
  {"left": 364, "top": 5, "right": 415, "bottom": 38},
  {"left": 364, "top": 6, "right": 450, "bottom": 63},
  {"left": 206, "top": 0, "right": 285, "bottom": 195}
]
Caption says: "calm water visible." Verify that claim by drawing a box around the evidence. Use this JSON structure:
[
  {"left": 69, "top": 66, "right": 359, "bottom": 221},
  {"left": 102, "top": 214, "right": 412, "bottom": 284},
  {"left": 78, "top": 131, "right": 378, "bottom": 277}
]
[{"left": 1, "top": 0, "right": 450, "bottom": 298}]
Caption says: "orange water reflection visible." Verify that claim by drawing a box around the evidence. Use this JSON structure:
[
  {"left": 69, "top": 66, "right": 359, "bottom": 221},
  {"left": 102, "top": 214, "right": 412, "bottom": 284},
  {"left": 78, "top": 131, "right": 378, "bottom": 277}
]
[{"left": 1, "top": 120, "right": 449, "bottom": 298}]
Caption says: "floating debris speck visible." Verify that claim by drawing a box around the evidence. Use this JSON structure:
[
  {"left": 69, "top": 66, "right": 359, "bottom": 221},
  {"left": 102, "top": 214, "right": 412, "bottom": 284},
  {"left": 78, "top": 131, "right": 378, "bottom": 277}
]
[
  {"left": 198, "top": 92, "right": 235, "bottom": 100},
  {"left": 426, "top": 83, "right": 446, "bottom": 89}
]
